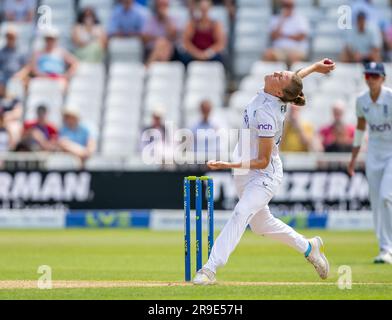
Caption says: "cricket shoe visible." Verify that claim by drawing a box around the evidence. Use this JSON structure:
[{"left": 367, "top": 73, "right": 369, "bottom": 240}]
[
  {"left": 374, "top": 251, "right": 392, "bottom": 264},
  {"left": 306, "top": 236, "right": 330, "bottom": 280},
  {"left": 192, "top": 267, "right": 216, "bottom": 285}
]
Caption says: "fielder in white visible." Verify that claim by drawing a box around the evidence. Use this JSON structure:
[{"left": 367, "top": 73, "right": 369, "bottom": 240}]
[
  {"left": 348, "top": 62, "right": 392, "bottom": 264},
  {"left": 193, "top": 59, "right": 335, "bottom": 285}
]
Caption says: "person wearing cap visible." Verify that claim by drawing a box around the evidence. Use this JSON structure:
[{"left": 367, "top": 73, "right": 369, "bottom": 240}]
[
  {"left": 348, "top": 62, "right": 392, "bottom": 264},
  {"left": 340, "top": 11, "right": 382, "bottom": 63},
  {"left": 263, "top": 0, "right": 310, "bottom": 67},
  {"left": 0, "top": 27, "right": 27, "bottom": 86},
  {"left": 22, "top": 105, "right": 58, "bottom": 151},
  {"left": 21, "top": 27, "right": 79, "bottom": 91},
  {"left": 57, "top": 106, "right": 96, "bottom": 165}
]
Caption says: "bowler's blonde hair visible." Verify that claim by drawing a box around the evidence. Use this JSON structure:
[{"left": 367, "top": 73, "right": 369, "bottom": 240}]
[{"left": 280, "top": 71, "right": 306, "bottom": 106}]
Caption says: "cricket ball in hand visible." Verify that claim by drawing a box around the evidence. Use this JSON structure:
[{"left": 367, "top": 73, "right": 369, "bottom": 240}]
[{"left": 323, "top": 58, "right": 334, "bottom": 65}]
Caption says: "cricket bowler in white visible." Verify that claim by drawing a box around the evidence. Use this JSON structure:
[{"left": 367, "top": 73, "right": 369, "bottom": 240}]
[
  {"left": 348, "top": 62, "right": 392, "bottom": 264},
  {"left": 193, "top": 59, "right": 335, "bottom": 285}
]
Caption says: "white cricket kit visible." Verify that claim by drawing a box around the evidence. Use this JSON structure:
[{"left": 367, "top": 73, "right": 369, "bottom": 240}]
[
  {"left": 356, "top": 86, "right": 392, "bottom": 254},
  {"left": 204, "top": 90, "right": 309, "bottom": 274}
]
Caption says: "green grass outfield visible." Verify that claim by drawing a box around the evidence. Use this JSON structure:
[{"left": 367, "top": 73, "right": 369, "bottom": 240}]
[{"left": 0, "top": 229, "right": 391, "bottom": 299}]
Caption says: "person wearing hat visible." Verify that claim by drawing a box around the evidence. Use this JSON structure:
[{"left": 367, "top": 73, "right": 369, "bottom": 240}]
[
  {"left": 0, "top": 27, "right": 27, "bottom": 86},
  {"left": 22, "top": 27, "right": 79, "bottom": 91},
  {"left": 348, "top": 62, "right": 392, "bottom": 264},
  {"left": 340, "top": 11, "right": 382, "bottom": 63},
  {"left": 57, "top": 105, "right": 96, "bottom": 165}
]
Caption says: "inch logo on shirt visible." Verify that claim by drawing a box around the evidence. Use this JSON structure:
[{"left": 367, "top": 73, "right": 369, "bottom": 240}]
[
  {"left": 258, "top": 123, "right": 273, "bottom": 130},
  {"left": 384, "top": 104, "right": 389, "bottom": 117},
  {"left": 370, "top": 123, "right": 392, "bottom": 132}
]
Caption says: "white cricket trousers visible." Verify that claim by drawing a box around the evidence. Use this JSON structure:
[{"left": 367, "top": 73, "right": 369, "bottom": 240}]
[
  {"left": 204, "top": 173, "right": 309, "bottom": 274},
  {"left": 366, "top": 152, "right": 392, "bottom": 254}
]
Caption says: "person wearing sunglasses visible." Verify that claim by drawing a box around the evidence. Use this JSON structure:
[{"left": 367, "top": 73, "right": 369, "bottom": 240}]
[{"left": 348, "top": 62, "right": 392, "bottom": 264}]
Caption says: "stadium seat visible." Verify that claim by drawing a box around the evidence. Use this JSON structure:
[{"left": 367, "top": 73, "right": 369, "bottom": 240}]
[
  {"left": 109, "top": 38, "right": 143, "bottom": 62},
  {"left": 373, "top": 0, "right": 390, "bottom": 6},
  {"left": 312, "top": 36, "right": 344, "bottom": 61},
  {"left": 75, "top": 63, "right": 105, "bottom": 79},
  {"left": 236, "top": 7, "right": 272, "bottom": 22},
  {"left": 318, "top": 0, "right": 349, "bottom": 8},
  {"left": 69, "top": 77, "right": 105, "bottom": 94},
  {"left": 79, "top": 0, "right": 112, "bottom": 9},
  {"left": 168, "top": 5, "right": 190, "bottom": 29},
  {"left": 185, "top": 76, "right": 225, "bottom": 96},
  {"left": 319, "top": 79, "right": 356, "bottom": 96},
  {"left": 314, "top": 21, "right": 341, "bottom": 37},
  {"left": 210, "top": 6, "right": 230, "bottom": 34},
  {"left": 250, "top": 61, "right": 287, "bottom": 76},
  {"left": 239, "top": 75, "right": 264, "bottom": 93},
  {"left": 109, "top": 62, "right": 145, "bottom": 79},
  {"left": 188, "top": 61, "right": 225, "bottom": 79},
  {"left": 148, "top": 62, "right": 185, "bottom": 81},
  {"left": 183, "top": 92, "right": 223, "bottom": 112},
  {"left": 107, "top": 78, "right": 144, "bottom": 96},
  {"left": 28, "top": 78, "right": 63, "bottom": 95},
  {"left": 294, "top": 0, "right": 313, "bottom": 6},
  {"left": 237, "top": 0, "right": 271, "bottom": 7},
  {"left": 234, "top": 36, "right": 267, "bottom": 76},
  {"left": 228, "top": 91, "right": 255, "bottom": 112}
]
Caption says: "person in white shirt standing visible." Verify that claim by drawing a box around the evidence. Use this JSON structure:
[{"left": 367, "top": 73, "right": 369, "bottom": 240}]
[
  {"left": 263, "top": 0, "right": 310, "bottom": 67},
  {"left": 193, "top": 59, "right": 336, "bottom": 285},
  {"left": 348, "top": 62, "right": 392, "bottom": 264}
]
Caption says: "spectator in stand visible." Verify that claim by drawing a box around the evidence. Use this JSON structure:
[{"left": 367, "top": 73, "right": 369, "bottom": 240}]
[
  {"left": 340, "top": 11, "right": 382, "bottom": 63},
  {"left": 191, "top": 99, "right": 221, "bottom": 154},
  {"left": 263, "top": 0, "right": 310, "bottom": 67},
  {"left": 319, "top": 101, "right": 355, "bottom": 152},
  {"left": 142, "top": 0, "right": 180, "bottom": 66},
  {"left": 0, "top": 109, "right": 15, "bottom": 152},
  {"left": 180, "top": 0, "right": 226, "bottom": 65},
  {"left": 0, "top": 82, "right": 22, "bottom": 141},
  {"left": 108, "top": 0, "right": 149, "bottom": 38},
  {"left": 0, "top": 27, "right": 26, "bottom": 86},
  {"left": 3, "top": 0, "right": 36, "bottom": 23},
  {"left": 57, "top": 105, "right": 96, "bottom": 165},
  {"left": 22, "top": 105, "right": 58, "bottom": 151},
  {"left": 280, "top": 105, "right": 321, "bottom": 152},
  {"left": 324, "top": 123, "right": 353, "bottom": 153},
  {"left": 351, "top": 0, "right": 388, "bottom": 31},
  {"left": 18, "top": 28, "right": 79, "bottom": 91},
  {"left": 141, "top": 105, "right": 167, "bottom": 148},
  {"left": 72, "top": 7, "right": 107, "bottom": 63}
]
